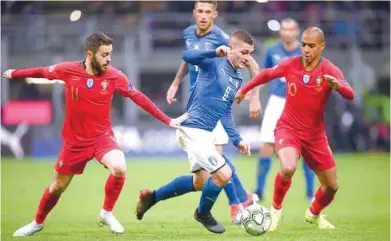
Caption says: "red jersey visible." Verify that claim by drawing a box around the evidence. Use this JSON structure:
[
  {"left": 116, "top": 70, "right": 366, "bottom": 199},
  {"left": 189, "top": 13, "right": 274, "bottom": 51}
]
[
  {"left": 241, "top": 56, "right": 354, "bottom": 137},
  {"left": 12, "top": 61, "right": 171, "bottom": 146}
]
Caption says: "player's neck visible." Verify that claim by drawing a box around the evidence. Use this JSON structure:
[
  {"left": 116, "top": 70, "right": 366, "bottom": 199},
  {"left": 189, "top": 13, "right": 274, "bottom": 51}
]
[
  {"left": 301, "top": 57, "right": 322, "bottom": 71},
  {"left": 283, "top": 41, "right": 298, "bottom": 51},
  {"left": 227, "top": 56, "right": 238, "bottom": 71},
  {"left": 196, "top": 24, "right": 213, "bottom": 37},
  {"left": 83, "top": 60, "right": 100, "bottom": 76}
]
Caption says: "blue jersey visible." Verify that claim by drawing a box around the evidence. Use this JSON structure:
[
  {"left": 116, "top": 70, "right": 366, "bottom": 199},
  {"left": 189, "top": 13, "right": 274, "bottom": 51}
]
[
  {"left": 263, "top": 41, "right": 301, "bottom": 98},
  {"left": 181, "top": 49, "right": 243, "bottom": 147},
  {"left": 183, "top": 25, "right": 230, "bottom": 92}
]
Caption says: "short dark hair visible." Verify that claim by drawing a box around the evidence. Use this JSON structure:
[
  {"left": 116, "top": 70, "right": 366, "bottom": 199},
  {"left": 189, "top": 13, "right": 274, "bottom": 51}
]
[
  {"left": 231, "top": 30, "right": 254, "bottom": 45},
  {"left": 85, "top": 32, "right": 113, "bottom": 53},
  {"left": 194, "top": 1, "right": 217, "bottom": 10}
]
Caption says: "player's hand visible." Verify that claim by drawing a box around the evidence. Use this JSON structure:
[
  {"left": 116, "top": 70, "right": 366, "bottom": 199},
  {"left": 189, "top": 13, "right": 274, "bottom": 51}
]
[
  {"left": 237, "top": 141, "right": 251, "bottom": 156},
  {"left": 249, "top": 99, "right": 262, "bottom": 119},
  {"left": 216, "top": 45, "right": 230, "bottom": 57},
  {"left": 166, "top": 83, "right": 179, "bottom": 104},
  {"left": 169, "top": 112, "right": 190, "bottom": 128},
  {"left": 324, "top": 74, "right": 340, "bottom": 90},
  {"left": 2, "top": 69, "right": 15, "bottom": 79},
  {"left": 235, "top": 90, "right": 246, "bottom": 104}
]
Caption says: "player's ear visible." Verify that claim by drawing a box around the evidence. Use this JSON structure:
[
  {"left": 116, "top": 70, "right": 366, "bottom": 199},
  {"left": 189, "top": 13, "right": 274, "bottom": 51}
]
[
  {"left": 86, "top": 50, "right": 93, "bottom": 59},
  {"left": 213, "top": 10, "right": 218, "bottom": 19},
  {"left": 320, "top": 42, "right": 325, "bottom": 51}
]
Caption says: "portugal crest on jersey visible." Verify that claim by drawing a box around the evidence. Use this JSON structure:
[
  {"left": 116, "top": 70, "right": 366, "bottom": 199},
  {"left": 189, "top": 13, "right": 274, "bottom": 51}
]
[
  {"left": 302, "top": 74, "right": 310, "bottom": 84},
  {"left": 316, "top": 76, "right": 322, "bottom": 86},
  {"left": 87, "top": 78, "right": 94, "bottom": 89}
]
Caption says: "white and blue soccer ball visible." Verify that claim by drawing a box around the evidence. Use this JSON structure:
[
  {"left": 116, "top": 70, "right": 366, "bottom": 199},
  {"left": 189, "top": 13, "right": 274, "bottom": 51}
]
[{"left": 239, "top": 203, "right": 272, "bottom": 236}]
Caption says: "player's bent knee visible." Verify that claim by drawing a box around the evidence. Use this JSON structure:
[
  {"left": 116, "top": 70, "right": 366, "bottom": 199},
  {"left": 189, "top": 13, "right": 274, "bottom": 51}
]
[
  {"left": 211, "top": 164, "right": 232, "bottom": 187},
  {"left": 280, "top": 165, "right": 296, "bottom": 178},
  {"left": 50, "top": 180, "right": 70, "bottom": 194},
  {"left": 324, "top": 184, "right": 339, "bottom": 194},
  {"left": 101, "top": 149, "right": 127, "bottom": 177}
]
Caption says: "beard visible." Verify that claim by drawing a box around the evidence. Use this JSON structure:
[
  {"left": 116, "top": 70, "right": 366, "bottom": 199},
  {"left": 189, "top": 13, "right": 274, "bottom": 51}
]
[{"left": 91, "top": 55, "right": 106, "bottom": 74}]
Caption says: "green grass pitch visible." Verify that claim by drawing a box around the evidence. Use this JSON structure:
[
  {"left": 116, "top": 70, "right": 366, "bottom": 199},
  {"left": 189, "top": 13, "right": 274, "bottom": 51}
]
[{"left": 1, "top": 153, "right": 390, "bottom": 241}]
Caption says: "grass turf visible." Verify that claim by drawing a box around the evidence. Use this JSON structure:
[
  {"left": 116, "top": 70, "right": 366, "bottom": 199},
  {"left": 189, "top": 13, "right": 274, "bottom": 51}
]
[{"left": 1, "top": 153, "right": 390, "bottom": 240}]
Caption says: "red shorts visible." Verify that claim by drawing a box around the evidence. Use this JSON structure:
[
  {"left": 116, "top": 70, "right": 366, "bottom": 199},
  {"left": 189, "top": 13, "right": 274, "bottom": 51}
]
[
  {"left": 55, "top": 133, "right": 121, "bottom": 175},
  {"left": 274, "top": 128, "right": 335, "bottom": 171}
]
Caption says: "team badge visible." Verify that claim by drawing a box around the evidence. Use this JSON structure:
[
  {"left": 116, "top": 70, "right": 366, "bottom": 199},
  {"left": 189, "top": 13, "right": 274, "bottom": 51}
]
[
  {"left": 302, "top": 74, "right": 310, "bottom": 84},
  {"left": 205, "top": 42, "right": 213, "bottom": 50},
  {"left": 316, "top": 76, "right": 322, "bottom": 86},
  {"left": 86, "top": 78, "right": 94, "bottom": 89},
  {"left": 100, "top": 80, "right": 109, "bottom": 94},
  {"left": 208, "top": 156, "right": 218, "bottom": 166}
]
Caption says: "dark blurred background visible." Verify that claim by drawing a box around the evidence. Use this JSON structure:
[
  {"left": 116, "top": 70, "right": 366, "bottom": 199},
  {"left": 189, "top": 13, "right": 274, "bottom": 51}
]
[{"left": 1, "top": 1, "right": 390, "bottom": 159}]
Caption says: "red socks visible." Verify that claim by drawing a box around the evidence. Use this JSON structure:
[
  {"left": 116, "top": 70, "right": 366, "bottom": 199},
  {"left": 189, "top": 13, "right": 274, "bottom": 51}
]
[
  {"left": 310, "top": 187, "right": 335, "bottom": 215},
  {"left": 272, "top": 173, "right": 292, "bottom": 210},
  {"left": 35, "top": 188, "right": 60, "bottom": 224},
  {"left": 103, "top": 174, "right": 126, "bottom": 211}
]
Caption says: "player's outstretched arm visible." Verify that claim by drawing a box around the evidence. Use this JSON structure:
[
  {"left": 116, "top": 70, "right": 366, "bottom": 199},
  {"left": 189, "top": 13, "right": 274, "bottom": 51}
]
[
  {"left": 116, "top": 75, "right": 188, "bottom": 128},
  {"left": 246, "top": 56, "right": 262, "bottom": 119},
  {"left": 166, "top": 61, "right": 188, "bottom": 104},
  {"left": 220, "top": 107, "right": 250, "bottom": 155},
  {"left": 2, "top": 63, "right": 65, "bottom": 80},
  {"left": 182, "top": 49, "right": 218, "bottom": 65},
  {"left": 235, "top": 66, "right": 284, "bottom": 104}
]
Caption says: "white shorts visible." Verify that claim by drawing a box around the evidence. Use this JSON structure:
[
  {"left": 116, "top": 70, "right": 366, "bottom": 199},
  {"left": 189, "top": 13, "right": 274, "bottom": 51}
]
[
  {"left": 176, "top": 126, "right": 226, "bottom": 173},
  {"left": 212, "top": 120, "right": 229, "bottom": 145},
  {"left": 260, "top": 95, "right": 286, "bottom": 144}
]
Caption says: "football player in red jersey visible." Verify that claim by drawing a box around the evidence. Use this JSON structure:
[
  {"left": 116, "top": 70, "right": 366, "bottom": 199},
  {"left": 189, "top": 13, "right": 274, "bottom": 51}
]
[
  {"left": 3, "top": 32, "right": 188, "bottom": 236},
  {"left": 235, "top": 27, "right": 354, "bottom": 231}
]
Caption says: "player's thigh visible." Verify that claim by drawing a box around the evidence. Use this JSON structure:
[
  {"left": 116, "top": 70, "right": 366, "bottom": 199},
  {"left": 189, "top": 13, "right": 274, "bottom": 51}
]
[
  {"left": 212, "top": 121, "right": 229, "bottom": 147},
  {"left": 274, "top": 128, "right": 302, "bottom": 177},
  {"left": 301, "top": 136, "right": 336, "bottom": 172},
  {"left": 260, "top": 95, "right": 285, "bottom": 146},
  {"left": 95, "top": 134, "right": 126, "bottom": 176},
  {"left": 55, "top": 144, "right": 94, "bottom": 175}
]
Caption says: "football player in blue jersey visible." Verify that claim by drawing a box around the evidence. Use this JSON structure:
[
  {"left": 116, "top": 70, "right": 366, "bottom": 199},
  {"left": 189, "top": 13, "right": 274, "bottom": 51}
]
[
  {"left": 136, "top": 30, "right": 257, "bottom": 233},
  {"left": 165, "top": 1, "right": 260, "bottom": 222},
  {"left": 253, "top": 18, "right": 315, "bottom": 202}
]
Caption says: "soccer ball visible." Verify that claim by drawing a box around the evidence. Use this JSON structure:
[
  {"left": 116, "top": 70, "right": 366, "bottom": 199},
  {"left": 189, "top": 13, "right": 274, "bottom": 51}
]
[{"left": 239, "top": 203, "right": 272, "bottom": 236}]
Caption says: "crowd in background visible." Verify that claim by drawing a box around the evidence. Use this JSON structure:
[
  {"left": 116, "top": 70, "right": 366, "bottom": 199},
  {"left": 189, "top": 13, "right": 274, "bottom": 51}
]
[{"left": 1, "top": 1, "right": 389, "bottom": 152}]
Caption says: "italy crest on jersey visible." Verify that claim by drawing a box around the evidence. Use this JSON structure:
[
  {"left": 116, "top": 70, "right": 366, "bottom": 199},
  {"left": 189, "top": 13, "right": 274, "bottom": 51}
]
[
  {"left": 205, "top": 42, "right": 213, "bottom": 50},
  {"left": 87, "top": 78, "right": 94, "bottom": 89},
  {"left": 302, "top": 74, "right": 310, "bottom": 84}
]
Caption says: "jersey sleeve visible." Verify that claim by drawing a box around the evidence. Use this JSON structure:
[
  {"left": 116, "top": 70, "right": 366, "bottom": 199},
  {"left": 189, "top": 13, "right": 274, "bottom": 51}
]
[
  {"left": 328, "top": 64, "right": 355, "bottom": 100},
  {"left": 182, "top": 49, "right": 217, "bottom": 66},
  {"left": 115, "top": 72, "right": 171, "bottom": 125},
  {"left": 11, "top": 62, "right": 68, "bottom": 82},
  {"left": 220, "top": 106, "right": 243, "bottom": 147},
  {"left": 240, "top": 58, "right": 290, "bottom": 95}
]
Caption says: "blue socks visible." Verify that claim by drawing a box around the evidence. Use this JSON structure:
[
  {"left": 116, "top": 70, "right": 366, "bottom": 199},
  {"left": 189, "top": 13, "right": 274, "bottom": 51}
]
[
  {"left": 255, "top": 156, "right": 272, "bottom": 197},
  {"left": 223, "top": 178, "right": 240, "bottom": 205},
  {"left": 303, "top": 160, "right": 315, "bottom": 200},
  {"left": 198, "top": 177, "right": 223, "bottom": 214},
  {"left": 223, "top": 155, "right": 248, "bottom": 204},
  {"left": 155, "top": 175, "right": 195, "bottom": 202}
]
